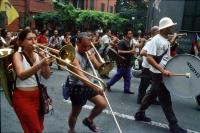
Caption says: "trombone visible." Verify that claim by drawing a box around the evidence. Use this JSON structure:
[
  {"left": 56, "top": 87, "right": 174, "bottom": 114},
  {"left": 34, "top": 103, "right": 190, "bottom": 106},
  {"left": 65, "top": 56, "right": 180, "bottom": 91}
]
[
  {"left": 35, "top": 43, "right": 122, "bottom": 133},
  {"left": 85, "top": 51, "right": 122, "bottom": 133},
  {"left": 90, "top": 42, "right": 114, "bottom": 77},
  {"left": 34, "top": 44, "right": 106, "bottom": 92}
]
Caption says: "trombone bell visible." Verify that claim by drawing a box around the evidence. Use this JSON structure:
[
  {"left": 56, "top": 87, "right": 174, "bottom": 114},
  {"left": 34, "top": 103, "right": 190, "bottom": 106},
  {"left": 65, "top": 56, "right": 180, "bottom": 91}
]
[
  {"left": 98, "top": 62, "right": 114, "bottom": 76},
  {"left": 0, "top": 48, "right": 14, "bottom": 58},
  {"left": 59, "top": 45, "right": 75, "bottom": 63}
]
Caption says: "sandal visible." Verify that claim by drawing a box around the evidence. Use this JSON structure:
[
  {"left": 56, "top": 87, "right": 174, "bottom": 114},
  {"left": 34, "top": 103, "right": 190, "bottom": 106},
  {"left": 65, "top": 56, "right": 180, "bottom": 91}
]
[{"left": 82, "top": 118, "right": 99, "bottom": 132}]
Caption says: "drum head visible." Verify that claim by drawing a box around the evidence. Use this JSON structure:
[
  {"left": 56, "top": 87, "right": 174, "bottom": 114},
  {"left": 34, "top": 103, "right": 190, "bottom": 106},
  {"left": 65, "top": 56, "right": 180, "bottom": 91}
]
[{"left": 163, "top": 54, "right": 200, "bottom": 98}]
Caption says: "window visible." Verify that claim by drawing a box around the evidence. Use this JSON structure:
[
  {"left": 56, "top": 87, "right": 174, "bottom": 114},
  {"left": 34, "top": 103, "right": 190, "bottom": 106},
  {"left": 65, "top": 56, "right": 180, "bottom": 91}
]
[
  {"left": 90, "top": 0, "right": 94, "bottom": 10},
  {"left": 101, "top": 3, "right": 105, "bottom": 12},
  {"left": 110, "top": 6, "right": 113, "bottom": 13},
  {"left": 182, "top": 0, "right": 200, "bottom": 31}
]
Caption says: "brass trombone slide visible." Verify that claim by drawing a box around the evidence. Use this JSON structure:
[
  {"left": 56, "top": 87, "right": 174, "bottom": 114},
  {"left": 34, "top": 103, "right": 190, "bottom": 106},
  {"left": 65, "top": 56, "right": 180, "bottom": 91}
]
[
  {"left": 86, "top": 52, "right": 122, "bottom": 133},
  {"left": 33, "top": 44, "right": 105, "bottom": 92}
]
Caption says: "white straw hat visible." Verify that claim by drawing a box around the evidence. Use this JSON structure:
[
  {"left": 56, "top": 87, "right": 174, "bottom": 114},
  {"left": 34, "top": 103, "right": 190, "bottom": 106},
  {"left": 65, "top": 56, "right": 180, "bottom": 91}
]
[{"left": 159, "top": 17, "right": 177, "bottom": 30}]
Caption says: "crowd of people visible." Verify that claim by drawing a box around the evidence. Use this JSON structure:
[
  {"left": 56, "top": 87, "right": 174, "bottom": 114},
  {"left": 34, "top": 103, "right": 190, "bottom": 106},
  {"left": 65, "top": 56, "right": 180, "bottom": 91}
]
[{"left": 1, "top": 16, "right": 199, "bottom": 133}]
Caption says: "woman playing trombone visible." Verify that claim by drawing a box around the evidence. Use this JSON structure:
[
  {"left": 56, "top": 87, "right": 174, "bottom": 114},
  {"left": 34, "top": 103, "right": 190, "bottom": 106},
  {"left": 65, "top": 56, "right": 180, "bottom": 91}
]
[{"left": 12, "top": 29, "right": 54, "bottom": 133}]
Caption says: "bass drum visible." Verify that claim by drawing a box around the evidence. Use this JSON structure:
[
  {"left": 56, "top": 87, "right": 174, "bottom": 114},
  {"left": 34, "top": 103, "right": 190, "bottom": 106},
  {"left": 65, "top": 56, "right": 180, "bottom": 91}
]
[{"left": 163, "top": 54, "right": 200, "bottom": 98}]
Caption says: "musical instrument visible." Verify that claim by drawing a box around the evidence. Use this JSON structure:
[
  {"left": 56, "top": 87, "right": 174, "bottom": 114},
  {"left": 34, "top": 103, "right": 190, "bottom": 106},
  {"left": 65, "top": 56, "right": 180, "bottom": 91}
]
[
  {"left": 0, "top": 48, "right": 14, "bottom": 105},
  {"left": 35, "top": 44, "right": 122, "bottom": 133},
  {"left": 85, "top": 52, "right": 122, "bottom": 133},
  {"left": 168, "top": 32, "right": 187, "bottom": 37},
  {"left": 163, "top": 54, "right": 200, "bottom": 98},
  {"left": 34, "top": 44, "right": 106, "bottom": 92},
  {"left": 107, "top": 48, "right": 126, "bottom": 62},
  {"left": 90, "top": 42, "right": 114, "bottom": 77}
]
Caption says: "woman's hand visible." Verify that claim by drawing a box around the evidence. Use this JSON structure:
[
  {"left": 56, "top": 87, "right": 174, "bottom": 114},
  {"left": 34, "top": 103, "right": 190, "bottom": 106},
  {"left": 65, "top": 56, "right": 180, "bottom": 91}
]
[{"left": 39, "top": 56, "right": 55, "bottom": 67}]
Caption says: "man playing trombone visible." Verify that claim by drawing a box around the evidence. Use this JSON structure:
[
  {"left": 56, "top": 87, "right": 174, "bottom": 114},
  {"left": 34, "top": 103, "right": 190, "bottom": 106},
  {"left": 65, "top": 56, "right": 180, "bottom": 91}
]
[{"left": 65, "top": 32, "right": 107, "bottom": 133}]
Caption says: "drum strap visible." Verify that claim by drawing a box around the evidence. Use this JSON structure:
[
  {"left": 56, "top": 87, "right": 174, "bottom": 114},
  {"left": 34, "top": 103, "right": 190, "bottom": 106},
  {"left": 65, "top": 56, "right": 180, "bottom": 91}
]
[{"left": 153, "top": 49, "right": 168, "bottom": 64}]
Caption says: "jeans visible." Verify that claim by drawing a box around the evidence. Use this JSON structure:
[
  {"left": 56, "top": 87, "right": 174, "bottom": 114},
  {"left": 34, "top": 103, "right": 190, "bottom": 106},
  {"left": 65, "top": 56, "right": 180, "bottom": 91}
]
[{"left": 107, "top": 65, "right": 132, "bottom": 92}]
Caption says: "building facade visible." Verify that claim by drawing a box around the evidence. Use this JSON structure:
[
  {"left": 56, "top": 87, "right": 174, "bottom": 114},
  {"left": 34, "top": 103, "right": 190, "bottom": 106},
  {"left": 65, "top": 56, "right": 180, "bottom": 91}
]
[
  {"left": 0, "top": 0, "right": 54, "bottom": 31},
  {"left": 69, "top": 0, "right": 116, "bottom": 13},
  {"left": 146, "top": 0, "right": 200, "bottom": 53}
]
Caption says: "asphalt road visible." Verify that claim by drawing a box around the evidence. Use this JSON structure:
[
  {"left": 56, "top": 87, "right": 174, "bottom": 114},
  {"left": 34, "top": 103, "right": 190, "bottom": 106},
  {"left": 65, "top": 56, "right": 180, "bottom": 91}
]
[{"left": 1, "top": 65, "right": 200, "bottom": 133}]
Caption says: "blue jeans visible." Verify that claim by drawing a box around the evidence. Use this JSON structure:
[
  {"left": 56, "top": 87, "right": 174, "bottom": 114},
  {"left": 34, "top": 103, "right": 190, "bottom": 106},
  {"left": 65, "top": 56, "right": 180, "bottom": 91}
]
[{"left": 107, "top": 65, "right": 132, "bottom": 92}]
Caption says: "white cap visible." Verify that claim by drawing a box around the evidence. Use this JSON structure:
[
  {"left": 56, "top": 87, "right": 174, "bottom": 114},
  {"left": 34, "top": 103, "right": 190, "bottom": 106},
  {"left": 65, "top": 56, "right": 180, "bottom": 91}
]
[{"left": 159, "top": 17, "right": 177, "bottom": 30}]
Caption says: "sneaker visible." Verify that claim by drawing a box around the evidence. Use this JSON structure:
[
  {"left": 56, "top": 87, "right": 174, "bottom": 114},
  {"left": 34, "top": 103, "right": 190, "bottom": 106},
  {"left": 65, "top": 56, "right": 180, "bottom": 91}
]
[
  {"left": 169, "top": 125, "right": 187, "bottom": 133},
  {"left": 82, "top": 118, "right": 99, "bottom": 132},
  {"left": 134, "top": 112, "right": 151, "bottom": 122},
  {"left": 124, "top": 90, "right": 134, "bottom": 94}
]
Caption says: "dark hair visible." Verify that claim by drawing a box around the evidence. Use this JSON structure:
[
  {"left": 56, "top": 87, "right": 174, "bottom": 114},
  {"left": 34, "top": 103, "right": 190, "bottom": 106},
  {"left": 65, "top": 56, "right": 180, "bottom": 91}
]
[
  {"left": 41, "top": 29, "right": 48, "bottom": 35},
  {"left": 64, "top": 32, "right": 71, "bottom": 38},
  {"left": 123, "top": 28, "right": 132, "bottom": 36},
  {"left": 1, "top": 29, "right": 8, "bottom": 38},
  {"left": 10, "top": 38, "right": 19, "bottom": 51},
  {"left": 18, "top": 29, "right": 32, "bottom": 41}
]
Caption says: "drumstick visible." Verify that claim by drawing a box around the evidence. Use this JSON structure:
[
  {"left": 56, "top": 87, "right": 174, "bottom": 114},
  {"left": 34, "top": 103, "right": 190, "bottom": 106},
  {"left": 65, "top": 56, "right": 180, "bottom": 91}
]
[{"left": 172, "top": 73, "right": 191, "bottom": 78}]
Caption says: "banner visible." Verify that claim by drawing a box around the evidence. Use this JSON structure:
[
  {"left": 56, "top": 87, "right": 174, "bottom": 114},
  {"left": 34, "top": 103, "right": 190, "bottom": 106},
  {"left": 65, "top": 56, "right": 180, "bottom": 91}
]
[{"left": 0, "top": 0, "right": 19, "bottom": 25}]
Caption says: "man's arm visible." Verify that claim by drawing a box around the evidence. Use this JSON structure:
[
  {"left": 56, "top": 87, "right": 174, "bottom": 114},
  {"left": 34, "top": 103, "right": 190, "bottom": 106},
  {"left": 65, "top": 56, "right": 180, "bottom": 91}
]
[
  {"left": 117, "top": 41, "right": 135, "bottom": 55},
  {"left": 67, "top": 58, "right": 103, "bottom": 94},
  {"left": 146, "top": 54, "right": 172, "bottom": 76}
]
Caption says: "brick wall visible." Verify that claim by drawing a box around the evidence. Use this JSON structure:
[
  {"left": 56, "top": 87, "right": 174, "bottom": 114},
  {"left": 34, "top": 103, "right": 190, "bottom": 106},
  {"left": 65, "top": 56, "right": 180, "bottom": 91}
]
[{"left": 7, "top": 0, "right": 54, "bottom": 31}]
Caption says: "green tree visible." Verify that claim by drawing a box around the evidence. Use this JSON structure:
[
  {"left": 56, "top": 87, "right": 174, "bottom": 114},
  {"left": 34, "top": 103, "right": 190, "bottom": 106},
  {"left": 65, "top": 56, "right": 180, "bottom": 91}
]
[
  {"left": 115, "top": 0, "right": 149, "bottom": 33},
  {"left": 35, "top": 0, "right": 127, "bottom": 33}
]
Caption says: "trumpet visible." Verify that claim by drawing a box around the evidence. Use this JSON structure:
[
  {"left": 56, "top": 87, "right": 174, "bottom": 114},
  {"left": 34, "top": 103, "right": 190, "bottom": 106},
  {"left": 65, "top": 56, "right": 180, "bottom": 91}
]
[{"left": 168, "top": 33, "right": 187, "bottom": 37}]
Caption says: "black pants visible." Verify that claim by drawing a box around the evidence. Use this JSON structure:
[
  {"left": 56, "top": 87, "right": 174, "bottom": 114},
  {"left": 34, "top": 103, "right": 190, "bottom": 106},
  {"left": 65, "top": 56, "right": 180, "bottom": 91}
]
[
  {"left": 138, "top": 73, "right": 178, "bottom": 127},
  {"left": 137, "top": 68, "right": 152, "bottom": 103}
]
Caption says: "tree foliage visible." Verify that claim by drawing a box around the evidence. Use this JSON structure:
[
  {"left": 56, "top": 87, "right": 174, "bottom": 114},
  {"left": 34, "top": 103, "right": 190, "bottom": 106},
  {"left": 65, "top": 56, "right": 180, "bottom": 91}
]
[
  {"left": 34, "top": 0, "right": 127, "bottom": 33},
  {"left": 116, "top": 0, "right": 149, "bottom": 33}
]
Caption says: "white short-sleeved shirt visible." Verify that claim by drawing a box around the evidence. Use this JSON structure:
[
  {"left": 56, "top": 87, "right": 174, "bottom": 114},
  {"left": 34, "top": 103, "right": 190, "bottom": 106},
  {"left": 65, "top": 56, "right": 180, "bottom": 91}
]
[
  {"left": 130, "top": 38, "right": 139, "bottom": 56},
  {"left": 142, "top": 41, "right": 151, "bottom": 69},
  {"left": 147, "top": 34, "right": 171, "bottom": 73},
  {"left": 100, "top": 34, "right": 111, "bottom": 45}
]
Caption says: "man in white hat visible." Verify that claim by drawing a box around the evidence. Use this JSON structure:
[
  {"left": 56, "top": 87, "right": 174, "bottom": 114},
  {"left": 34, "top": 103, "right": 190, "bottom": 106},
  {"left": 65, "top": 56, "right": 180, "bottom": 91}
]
[{"left": 134, "top": 17, "right": 187, "bottom": 133}]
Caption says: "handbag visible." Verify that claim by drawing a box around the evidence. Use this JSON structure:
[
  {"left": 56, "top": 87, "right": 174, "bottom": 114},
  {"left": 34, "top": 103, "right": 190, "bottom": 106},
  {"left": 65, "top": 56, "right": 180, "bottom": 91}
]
[
  {"left": 22, "top": 52, "right": 53, "bottom": 115},
  {"left": 35, "top": 74, "right": 53, "bottom": 115}
]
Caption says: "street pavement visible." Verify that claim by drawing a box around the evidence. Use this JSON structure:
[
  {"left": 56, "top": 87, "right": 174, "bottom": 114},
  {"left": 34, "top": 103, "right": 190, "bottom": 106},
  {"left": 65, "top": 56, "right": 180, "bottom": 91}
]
[{"left": 1, "top": 64, "right": 200, "bottom": 133}]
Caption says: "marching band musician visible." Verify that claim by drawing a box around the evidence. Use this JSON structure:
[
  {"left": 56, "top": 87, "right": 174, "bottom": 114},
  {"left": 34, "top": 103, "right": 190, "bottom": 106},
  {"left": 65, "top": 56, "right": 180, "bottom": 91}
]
[
  {"left": 134, "top": 17, "right": 187, "bottom": 133},
  {"left": 136, "top": 26, "right": 160, "bottom": 104},
  {"left": 12, "top": 29, "right": 53, "bottom": 133},
  {"left": 65, "top": 32, "right": 107, "bottom": 133},
  {"left": 106, "top": 28, "right": 134, "bottom": 94},
  {"left": 99, "top": 29, "right": 118, "bottom": 78}
]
